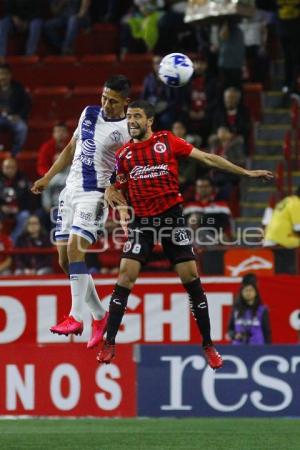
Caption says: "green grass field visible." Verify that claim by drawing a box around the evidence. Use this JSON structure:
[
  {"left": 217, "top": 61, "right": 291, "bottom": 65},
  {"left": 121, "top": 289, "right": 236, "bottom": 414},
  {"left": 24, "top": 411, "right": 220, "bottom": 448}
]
[{"left": 0, "top": 418, "right": 299, "bottom": 450}]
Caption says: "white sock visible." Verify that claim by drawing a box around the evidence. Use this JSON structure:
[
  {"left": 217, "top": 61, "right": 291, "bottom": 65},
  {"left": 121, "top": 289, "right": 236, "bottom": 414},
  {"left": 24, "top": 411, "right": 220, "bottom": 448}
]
[
  {"left": 69, "top": 262, "right": 90, "bottom": 321},
  {"left": 85, "top": 275, "right": 106, "bottom": 320}
]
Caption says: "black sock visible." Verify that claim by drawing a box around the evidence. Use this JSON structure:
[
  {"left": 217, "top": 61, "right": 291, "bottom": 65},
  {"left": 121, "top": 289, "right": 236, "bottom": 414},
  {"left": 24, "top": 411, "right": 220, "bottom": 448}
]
[
  {"left": 106, "top": 284, "right": 131, "bottom": 344},
  {"left": 183, "top": 278, "right": 212, "bottom": 347}
]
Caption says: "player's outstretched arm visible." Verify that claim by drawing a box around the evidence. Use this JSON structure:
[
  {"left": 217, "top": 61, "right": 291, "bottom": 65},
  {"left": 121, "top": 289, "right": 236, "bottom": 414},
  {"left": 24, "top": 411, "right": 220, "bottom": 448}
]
[
  {"left": 31, "top": 138, "right": 76, "bottom": 194},
  {"left": 189, "top": 148, "right": 274, "bottom": 181}
]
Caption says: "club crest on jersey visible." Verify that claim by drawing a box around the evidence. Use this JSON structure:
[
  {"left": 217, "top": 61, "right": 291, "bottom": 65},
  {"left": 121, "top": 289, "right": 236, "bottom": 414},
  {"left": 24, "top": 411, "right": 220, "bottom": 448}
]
[
  {"left": 154, "top": 142, "right": 166, "bottom": 153},
  {"left": 110, "top": 130, "right": 122, "bottom": 143}
]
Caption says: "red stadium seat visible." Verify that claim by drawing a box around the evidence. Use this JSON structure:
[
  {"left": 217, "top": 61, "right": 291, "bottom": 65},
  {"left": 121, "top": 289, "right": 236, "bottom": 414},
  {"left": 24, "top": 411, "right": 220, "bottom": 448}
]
[
  {"left": 80, "top": 54, "right": 117, "bottom": 64},
  {"left": 122, "top": 53, "right": 153, "bottom": 63},
  {"left": 6, "top": 56, "right": 40, "bottom": 88},
  {"left": 67, "top": 87, "right": 101, "bottom": 118},
  {"left": 117, "top": 55, "right": 153, "bottom": 85},
  {"left": 31, "top": 86, "right": 71, "bottom": 120},
  {"left": 26, "top": 120, "right": 54, "bottom": 150},
  {"left": 243, "top": 83, "right": 263, "bottom": 123},
  {"left": 0, "top": 129, "right": 12, "bottom": 152},
  {"left": 37, "top": 56, "right": 79, "bottom": 87},
  {"left": 75, "top": 24, "right": 119, "bottom": 55}
]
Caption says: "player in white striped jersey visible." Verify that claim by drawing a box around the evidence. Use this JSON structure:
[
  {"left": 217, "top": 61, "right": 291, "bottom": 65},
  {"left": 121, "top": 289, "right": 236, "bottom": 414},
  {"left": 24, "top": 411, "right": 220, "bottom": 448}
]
[{"left": 31, "top": 75, "right": 130, "bottom": 347}]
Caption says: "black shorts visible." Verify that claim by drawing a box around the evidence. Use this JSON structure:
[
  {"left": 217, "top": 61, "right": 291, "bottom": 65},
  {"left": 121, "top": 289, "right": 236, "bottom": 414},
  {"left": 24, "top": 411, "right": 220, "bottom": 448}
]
[{"left": 121, "top": 204, "right": 195, "bottom": 266}]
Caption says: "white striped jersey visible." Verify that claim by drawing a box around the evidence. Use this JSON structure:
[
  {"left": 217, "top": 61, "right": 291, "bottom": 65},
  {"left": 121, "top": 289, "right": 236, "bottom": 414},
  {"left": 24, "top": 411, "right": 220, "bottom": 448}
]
[{"left": 66, "top": 106, "right": 130, "bottom": 191}]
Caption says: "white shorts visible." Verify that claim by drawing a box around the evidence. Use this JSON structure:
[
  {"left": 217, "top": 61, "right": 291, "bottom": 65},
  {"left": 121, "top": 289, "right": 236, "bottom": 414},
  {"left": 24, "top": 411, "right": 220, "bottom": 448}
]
[{"left": 55, "top": 187, "right": 108, "bottom": 244}]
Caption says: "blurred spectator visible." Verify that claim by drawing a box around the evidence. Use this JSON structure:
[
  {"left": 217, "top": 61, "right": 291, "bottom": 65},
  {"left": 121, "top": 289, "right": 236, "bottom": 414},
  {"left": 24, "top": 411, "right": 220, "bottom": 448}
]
[
  {"left": 37, "top": 123, "right": 69, "bottom": 176},
  {"left": 212, "top": 86, "right": 251, "bottom": 155},
  {"left": 188, "top": 55, "right": 217, "bottom": 143},
  {"left": 14, "top": 215, "right": 53, "bottom": 275},
  {"left": 217, "top": 20, "right": 245, "bottom": 89},
  {"left": 263, "top": 187, "right": 300, "bottom": 248},
  {"left": 0, "top": 63, "right": 31, "bottom": 155},
  {"left": 158, "top": 1, "right": 197, "bottom": 54},
  {"left": 0, "top": 0, "right": 43, "bottom": 57},
  {"left": 183, "top": 177, "right": 233, "bottom": 244},
  {"left": 171, "top": 120, "right": 201, "bottom": 190},
  {"left": 120, "top": 0, "right": 165, "bottom": 57},
  {"left": 239, "top": 10, "right": 270, "bottom": 85},
  {"left": 44, "top": 0, "right": 91, "bottom": 55},
  {"left": 208, "top": 126, "right": 245, "bottom": 200},
  {"left": 0, "top": 214, "right": 13, "bottom": 275},
  {"left": 227, "top": 280, "right": 271, "bottom": 344},
  {"left": 0, "top": 157, "right": 31, "bottom": 243},
  {"left": 209, "top": 126, "right": 246, "bottom": 167},
  {"left": 141, "top": 55, "right": 189, "bottom": 129},
  {"left": 92, "top": 0, "right": 131, "bottom": 23},
  {"left": 277, "top": 0, "right": 300, "bottom": 94}
]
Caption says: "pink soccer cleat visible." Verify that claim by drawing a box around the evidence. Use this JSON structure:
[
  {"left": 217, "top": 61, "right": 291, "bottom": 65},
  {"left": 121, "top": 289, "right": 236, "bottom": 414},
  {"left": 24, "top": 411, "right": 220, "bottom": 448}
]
[
  {"left": 203, "top": 345, "right": 223, "bottom": 370},
  {"left": 50, "top": 315, "right": 83, "bottom": 336},
  {"left": 87, "top": 312, "right": 109, "bottom": 349},
  {"left": 96, "top": 340, "right": 116, "bottom": 364}
]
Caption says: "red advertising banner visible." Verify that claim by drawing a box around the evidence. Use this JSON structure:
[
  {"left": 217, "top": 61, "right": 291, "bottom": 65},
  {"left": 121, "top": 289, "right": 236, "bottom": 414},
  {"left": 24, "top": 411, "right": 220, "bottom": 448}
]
[
  {"left": 0, "top": 344, "right": 136, "bottom": 416},
  {"left": 0, "top": 274, "right": 299, "bottom": 345}
]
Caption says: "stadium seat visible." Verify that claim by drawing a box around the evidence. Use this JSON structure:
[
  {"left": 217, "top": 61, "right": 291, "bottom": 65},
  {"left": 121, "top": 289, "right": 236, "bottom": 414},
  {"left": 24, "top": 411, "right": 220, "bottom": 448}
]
[
  {"left": 6, "top": 56, "right": 40, "bottom": 88},
  {"left": 0, "top": 129, "right": 11, "bottom": 152},
  {"left": 31, "top": 86, "right": 71, "bottom": 120},
  {"left": 26, "top": 120, "right": 54, "bottom": 150},
  {"left": 37, "top": 56, "right": 79, "bottom": 87},
  {"left": 80, "top": 54, "right": 117, "bottom": 64},
  {"left": 244, "top": 83, "right": 263, "bottom": 123},
  {"left": 68, "top": 86, "right": 102, "bottom": 118},
  {"left": 117, "top": 55, "right": 153, "bottom": 85}
]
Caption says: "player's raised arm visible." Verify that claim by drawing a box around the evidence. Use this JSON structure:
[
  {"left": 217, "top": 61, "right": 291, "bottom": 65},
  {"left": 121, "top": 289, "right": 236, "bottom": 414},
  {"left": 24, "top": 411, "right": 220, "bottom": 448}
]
[
  {"left": 31, "top": 137, "right": 76, "bottom": 194},
  {"left": 189, "top": 147, "right": 274, "bottom": 181}
]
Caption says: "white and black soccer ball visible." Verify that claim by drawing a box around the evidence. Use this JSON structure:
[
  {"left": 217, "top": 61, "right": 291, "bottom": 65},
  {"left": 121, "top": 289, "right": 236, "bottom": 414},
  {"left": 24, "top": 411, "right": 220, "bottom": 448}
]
[{"left": 158, "top": 53, "right": 194, "bottom": 88}]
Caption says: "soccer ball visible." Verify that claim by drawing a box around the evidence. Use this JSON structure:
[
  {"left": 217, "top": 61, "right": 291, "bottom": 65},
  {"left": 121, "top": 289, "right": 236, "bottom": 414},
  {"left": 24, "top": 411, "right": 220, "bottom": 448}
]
[{"left": 158, "top": 53, "right": 194, "bottom": 88}]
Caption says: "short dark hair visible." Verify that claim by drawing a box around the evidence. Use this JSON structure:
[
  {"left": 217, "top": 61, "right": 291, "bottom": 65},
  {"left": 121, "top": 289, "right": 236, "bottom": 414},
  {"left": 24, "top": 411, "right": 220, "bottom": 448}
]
[
  {"left": 128, "top": 100, "right": 155, "bottom": 118},
  {"left": 104, "top": 75, "right": 131, "bottom": 97},
  {"left": 0, "top": 63, "right": 11, "bottom": 72}
]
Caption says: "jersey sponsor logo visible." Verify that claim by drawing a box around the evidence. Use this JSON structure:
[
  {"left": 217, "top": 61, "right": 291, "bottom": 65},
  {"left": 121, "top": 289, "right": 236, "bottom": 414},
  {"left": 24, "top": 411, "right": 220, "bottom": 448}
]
[
  {"left": 79, "top": 154, "right": 93, "bottom": 166},
  {"left": 129, "top": 164, "right": 169, "bottom": 180},
  {"left": 110, "top": 130, "right": 122, "bottom": 143},
  {"left": 154, "top": 142, "right": 167, "bottom": 153},
  {"left": 81, "top": 139, "right": 96, "bottom": 157}
]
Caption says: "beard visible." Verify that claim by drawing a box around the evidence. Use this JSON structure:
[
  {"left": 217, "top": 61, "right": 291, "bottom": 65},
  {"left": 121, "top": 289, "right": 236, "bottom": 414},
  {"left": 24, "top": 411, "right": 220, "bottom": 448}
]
[{"left": 128, "top": 124, "right": 147, "bottom": 140}]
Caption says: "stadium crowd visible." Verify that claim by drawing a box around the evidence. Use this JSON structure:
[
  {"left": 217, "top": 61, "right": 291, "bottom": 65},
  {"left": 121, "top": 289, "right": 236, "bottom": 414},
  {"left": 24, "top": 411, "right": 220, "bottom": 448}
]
[{"left": 0, "top": 0, "right": 299, "bottom": 276}]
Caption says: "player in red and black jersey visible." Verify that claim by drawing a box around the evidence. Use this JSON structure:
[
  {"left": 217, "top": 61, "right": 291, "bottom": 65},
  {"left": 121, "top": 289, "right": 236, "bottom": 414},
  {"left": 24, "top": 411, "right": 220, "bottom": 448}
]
[{"left": 97, "top": 100, "right": 273, "bottom": 369}]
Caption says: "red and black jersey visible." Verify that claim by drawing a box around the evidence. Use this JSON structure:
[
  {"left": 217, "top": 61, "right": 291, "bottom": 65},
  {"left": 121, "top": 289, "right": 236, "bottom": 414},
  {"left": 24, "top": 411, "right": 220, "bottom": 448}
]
[{"left": 115, "top": 131, "right": 193, "bottom": 216}]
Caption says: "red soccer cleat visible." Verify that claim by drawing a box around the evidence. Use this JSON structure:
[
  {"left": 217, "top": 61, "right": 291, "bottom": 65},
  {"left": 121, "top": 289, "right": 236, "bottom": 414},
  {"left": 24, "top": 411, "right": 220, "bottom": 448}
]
[
  {"left": 50, "top": 315, "right": 83, "bottom": 336},
  {"left": 203, "top": 345, "right": 223, "bottom": 370},
  {"left": 96, "top": 340, "right": 116, "bottom": 364},
  {"left": 87, "top": 312, "right": 109, "bottom": 349}
]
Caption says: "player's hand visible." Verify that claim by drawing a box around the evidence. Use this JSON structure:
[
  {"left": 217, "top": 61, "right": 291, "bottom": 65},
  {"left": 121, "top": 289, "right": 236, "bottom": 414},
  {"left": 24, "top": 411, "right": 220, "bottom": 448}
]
[
  {"left": 245, "top": 170, "right": 274, "bottom": 181},
  {"left": 31, "top": 176, "right": 50, "bottom": 194},
  {"left": 105, "top": 185, "right": 127, "bottom": 208},
  {"left": 118, "top": 207, "right": 130, "bottom": 237}
]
